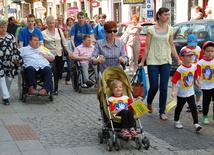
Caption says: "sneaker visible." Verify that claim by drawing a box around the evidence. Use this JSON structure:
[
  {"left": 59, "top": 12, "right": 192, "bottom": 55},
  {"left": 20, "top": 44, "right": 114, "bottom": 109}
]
[
  {"left": 194, "top": 124, "right": 202, "bottom": 132},
  {"left": 53, "top": 91, "right": 58, "bottom": 95},
  {"left": 81, "top": 83, "right": 88, "bottom": 88},
  {"left": 174, "top": 121, "right": 183, "bottom": 129},
  {"left": 85, "top": 81, "right": 94, "bottom": 87},
  {"left": 129, "top": 127, "right": 138, "bottom": 137},
  {"left": 197, "top": 105, "right": 202, "bottom": 112},
  {"left": 202, "top": 115, "right": 209, "bottom": 125},
  {"left": 120, "top": 128, "right": 131, "bottom": 137},
  {"left": 186, "top": 106, "right": 191, "bottom": 112}
]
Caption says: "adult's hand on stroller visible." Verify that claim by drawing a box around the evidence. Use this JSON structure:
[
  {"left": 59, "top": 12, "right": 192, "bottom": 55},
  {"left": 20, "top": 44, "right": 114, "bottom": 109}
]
[
  {"left": 97, "top": 55, "right": 105, "bottom": 64},
  {"left": 118, "top": 56, "right": 125, "bottom": 64}
]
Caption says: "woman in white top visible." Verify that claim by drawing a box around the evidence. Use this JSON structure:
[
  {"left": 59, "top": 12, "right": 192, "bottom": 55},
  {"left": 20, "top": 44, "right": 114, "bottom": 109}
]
[
  {"left": 42, "top": 15, "right": 72, "bottom": 95},
  {"left": 121, "top": 14, "right": 142, "bottom": 73},
  {"left": 190, "top": 6, "right": 203, "bottom": 21},
  {"left": 139, "top": 7, "right": 181, "bottom": 120}
]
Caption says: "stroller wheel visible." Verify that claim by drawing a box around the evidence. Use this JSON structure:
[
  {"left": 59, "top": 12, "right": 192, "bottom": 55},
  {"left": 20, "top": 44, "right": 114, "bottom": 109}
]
[
  {"left": 98, "top": 132, "right": 103, "bottom": 144},
  {"left": 135, "top": 136, "right": 142, "bottom": 150},
  {"left": 107, "top": 138, "right": 113, "bottom": 151},
  {"left": 114, "top": 138, "right": 121, "bottom": 151},
  {"left": 142, "top": 136, "right": 150, "bottom": 150}
]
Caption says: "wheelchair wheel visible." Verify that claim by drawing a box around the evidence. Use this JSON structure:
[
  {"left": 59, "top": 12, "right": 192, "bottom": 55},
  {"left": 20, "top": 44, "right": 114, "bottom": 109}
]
[
  {"left": 77, "top": 73, "right": 82, "bottom": 93},
  {"left": 72, "top": 65, "right": 79, "bottom": 92},
  {"left": 18, "top": 70, "right": 23, "bottom": 100}
]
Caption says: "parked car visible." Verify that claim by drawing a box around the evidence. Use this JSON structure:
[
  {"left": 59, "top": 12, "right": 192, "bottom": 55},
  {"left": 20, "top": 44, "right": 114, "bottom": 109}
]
[
  {"left": 171, "top": 19, "right": 214, "bottom": 73},
  {"left": 116, "top": 21, "right": 155, "bottom": 61}
]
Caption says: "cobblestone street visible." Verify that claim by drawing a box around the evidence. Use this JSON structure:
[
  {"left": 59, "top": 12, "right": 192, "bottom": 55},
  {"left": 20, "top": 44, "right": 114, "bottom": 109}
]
[{"left": 1, "top": 73, "right": 214, "bottom": 155}]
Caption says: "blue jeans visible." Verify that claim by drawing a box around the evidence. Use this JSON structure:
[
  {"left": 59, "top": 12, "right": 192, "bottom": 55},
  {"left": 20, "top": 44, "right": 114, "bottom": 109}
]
[
  {"left": 65, "top": 59, "right": 72, "bottom": 82},
  {"left": 147, "top": 64, "right": 170, "bottom": 115}
]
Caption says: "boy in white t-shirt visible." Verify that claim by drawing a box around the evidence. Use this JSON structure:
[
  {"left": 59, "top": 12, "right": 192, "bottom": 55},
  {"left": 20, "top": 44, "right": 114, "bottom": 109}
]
[
  {"left": 171, "top": 48, "right": 202, "bottom": 132},
  {"left": 198, "top": 41, "right": 214, "bottom": 124},
  {"left": 181, "top": 34, "right": 203, "bottom": 112}
]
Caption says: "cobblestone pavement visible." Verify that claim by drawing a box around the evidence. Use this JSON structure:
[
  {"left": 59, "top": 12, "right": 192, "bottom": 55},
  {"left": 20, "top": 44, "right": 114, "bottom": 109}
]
[{"left": 1, "top": 72, "right": 214, "bottom": 155}]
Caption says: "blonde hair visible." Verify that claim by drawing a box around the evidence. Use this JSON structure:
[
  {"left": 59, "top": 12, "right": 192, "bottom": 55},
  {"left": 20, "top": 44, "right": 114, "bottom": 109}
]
[
  {"left": 109, "top": 79, "right": 123, "bottom": 95},
  {"left": 46, "top": 15, "right": 55, "bottom": 23}
]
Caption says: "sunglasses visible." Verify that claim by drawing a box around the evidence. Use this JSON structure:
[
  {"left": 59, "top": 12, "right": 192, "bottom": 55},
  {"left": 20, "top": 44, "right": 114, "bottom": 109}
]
[{"left": 106, "top": 29, "right": 117, "bottom": 33}]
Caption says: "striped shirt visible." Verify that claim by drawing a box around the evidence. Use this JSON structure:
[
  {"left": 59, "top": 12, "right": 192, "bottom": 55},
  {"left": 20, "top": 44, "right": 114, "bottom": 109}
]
[{"left": 90, "top": 38, "right": 128, "bottom": 73}]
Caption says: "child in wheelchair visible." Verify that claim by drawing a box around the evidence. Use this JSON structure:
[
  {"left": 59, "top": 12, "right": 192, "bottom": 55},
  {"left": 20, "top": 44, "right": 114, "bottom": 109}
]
[
  {"left": 108, "top": 79, "right": 139, "bottom": 137},
  {"left": 72, "top": 34, "right": 97, "bottom": 87}
]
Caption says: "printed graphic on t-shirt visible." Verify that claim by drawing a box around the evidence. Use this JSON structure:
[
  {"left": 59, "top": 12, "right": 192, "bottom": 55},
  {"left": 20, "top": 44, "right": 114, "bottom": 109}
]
[
  {"left": 202, "top": 65, "right": 214, "bottom": 81},
  {"left": 182, "top": 71, "right": 194, "bottom": 88},
  {"left": 193, "top": 53, "right": 198, "bottom": 63},
  {"left": 115, "top": 100, "right": 127, "bottom": 110}
]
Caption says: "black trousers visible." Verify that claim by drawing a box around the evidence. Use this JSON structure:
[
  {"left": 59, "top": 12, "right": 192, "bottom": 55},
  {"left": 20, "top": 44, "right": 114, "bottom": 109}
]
[
  {"left": 174, "top": 95, "right": 199, "bottom": 124},
  {"left": 116, "top": 109, "right": 135, "bottom": 129},
  {"left": 52, "top": 56, "right": 63, "bottom": 92},
  {"left": 202, "top": 88, "right": 214, "bottom": 116}
]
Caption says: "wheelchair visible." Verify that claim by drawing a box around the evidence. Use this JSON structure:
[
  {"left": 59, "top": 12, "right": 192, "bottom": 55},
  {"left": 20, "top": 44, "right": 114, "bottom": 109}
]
[
  {"left": 72, "top": 60, "right": 98, "bottom": 93},
  {"left": 18, "top": 64, "right": 54, "bottom": 102}
]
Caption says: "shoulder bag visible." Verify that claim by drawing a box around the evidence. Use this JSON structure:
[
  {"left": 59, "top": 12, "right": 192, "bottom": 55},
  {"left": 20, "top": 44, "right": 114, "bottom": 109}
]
[
  {"left": 58, "top": 28, "right": 68, "bottom": 57},
  {"left": 131, "top": 68, "right": 146, "bottom": 98}
]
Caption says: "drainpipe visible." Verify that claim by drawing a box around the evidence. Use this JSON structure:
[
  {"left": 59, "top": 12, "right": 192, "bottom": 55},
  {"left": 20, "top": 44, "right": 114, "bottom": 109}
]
[{"left": 4, "top": 0, "right": 8, "bottom": 20}]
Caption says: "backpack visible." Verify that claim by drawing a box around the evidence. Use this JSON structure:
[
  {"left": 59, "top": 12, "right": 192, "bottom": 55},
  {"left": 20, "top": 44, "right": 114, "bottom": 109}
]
[{"left": 74, "top": 23, "right": 89, "bottom": 37}]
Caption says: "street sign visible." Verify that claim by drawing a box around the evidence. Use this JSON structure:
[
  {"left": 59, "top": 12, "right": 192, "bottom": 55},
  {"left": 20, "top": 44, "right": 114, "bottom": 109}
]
[
  {"left": 67, "top": 7, "right": 79, "bottom": 15},
  {"left": 146, "top": 0, "right": 154, "bottom": 20},
  {"left": 123, "top": 0, "right": 144, "bottom": 4},
  {"left": 147, "top": 10, "right": 153, "bottom": 18},
  {"left": 90, "top": 1, "right": 100, "bottom": 8}
]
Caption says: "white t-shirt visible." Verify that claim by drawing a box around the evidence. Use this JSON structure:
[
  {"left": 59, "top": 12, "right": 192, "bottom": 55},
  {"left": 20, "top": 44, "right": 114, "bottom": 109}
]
[{"left": 198, "top": 58, "right": 214, "bottom": 90}]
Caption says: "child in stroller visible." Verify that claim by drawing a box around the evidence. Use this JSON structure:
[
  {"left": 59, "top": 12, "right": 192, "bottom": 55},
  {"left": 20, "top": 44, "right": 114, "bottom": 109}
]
[
  {"left": 98, "top": 67, "right": 150, "bottom": 151},
  {"left": 108, "top": 79, "right": 139, "bottom": 137}
]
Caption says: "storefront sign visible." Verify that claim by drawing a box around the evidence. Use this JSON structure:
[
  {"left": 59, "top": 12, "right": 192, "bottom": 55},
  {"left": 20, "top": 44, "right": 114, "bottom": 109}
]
[
  {"left": 90, "top": 1, "right": 100, "bottom": 8},
  {"left": 67, "top": 7, "right": 79, "bottom": 14},
  {"left": 123, "top": 0, "right": 144, "bottom": 4},
  {"left": 35, "top": 6, "right": 46, "bottom": 13}
]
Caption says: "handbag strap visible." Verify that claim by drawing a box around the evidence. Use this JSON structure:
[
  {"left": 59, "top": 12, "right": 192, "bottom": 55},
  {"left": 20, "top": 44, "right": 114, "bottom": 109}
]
[
  {"left": 131, "top": 68, "right": 139, "bottom": 83},
  {"left": 57, "top": 28, "right": 64, "bottom": 47}
]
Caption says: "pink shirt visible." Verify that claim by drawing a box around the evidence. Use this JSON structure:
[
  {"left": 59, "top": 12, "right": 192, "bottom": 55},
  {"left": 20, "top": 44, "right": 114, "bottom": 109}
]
[{"left": 73, "top": 44, "right": 94, "bottom": 63}]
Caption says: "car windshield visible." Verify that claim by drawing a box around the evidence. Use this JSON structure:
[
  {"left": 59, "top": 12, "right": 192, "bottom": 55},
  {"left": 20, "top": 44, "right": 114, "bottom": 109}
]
[{"left": 174, "top": 23, "right": 208, "bottom": 40}]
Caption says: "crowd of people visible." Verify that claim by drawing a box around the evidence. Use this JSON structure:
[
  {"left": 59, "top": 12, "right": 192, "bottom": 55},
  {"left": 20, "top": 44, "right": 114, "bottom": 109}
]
[{"left": 0, "top": 6, "right": 214, "bottom": 136}]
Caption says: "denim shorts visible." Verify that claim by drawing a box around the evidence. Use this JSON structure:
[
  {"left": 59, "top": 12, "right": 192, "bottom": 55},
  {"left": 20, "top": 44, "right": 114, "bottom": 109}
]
[{"left": 194, "top": 83, "right": 202, "bottom": 96}]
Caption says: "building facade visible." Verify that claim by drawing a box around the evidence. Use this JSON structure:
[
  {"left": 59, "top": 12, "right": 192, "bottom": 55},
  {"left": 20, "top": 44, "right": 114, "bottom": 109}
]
[{"left": 1, "top": 0, "right": 213, "bottom": 25}]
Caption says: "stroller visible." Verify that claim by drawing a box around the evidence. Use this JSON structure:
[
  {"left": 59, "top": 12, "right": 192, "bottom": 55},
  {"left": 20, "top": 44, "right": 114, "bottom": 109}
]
[{"left": 97, "top": 67, "right": 150, "bottom": 151}]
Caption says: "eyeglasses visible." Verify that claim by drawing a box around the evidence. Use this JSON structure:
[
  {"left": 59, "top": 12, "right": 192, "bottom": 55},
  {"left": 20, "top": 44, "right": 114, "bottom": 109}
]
[{"left": 106, "top": 29, "right": 117, "bottom": 33}]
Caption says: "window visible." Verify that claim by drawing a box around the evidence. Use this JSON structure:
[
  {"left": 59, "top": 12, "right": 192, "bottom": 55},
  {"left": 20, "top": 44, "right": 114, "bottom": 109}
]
[{"left": 174, "top": 24, "right": 192, "bottom": 39}]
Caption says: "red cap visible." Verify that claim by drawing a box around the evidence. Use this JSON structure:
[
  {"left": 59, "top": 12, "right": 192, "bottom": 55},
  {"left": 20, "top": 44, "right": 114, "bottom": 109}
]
[
  {"left": 202, "top": 41, "right": 214, "bottom": 50},
  {"left": 179, "top": 48, "right": 194, "bottom": 56}
]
